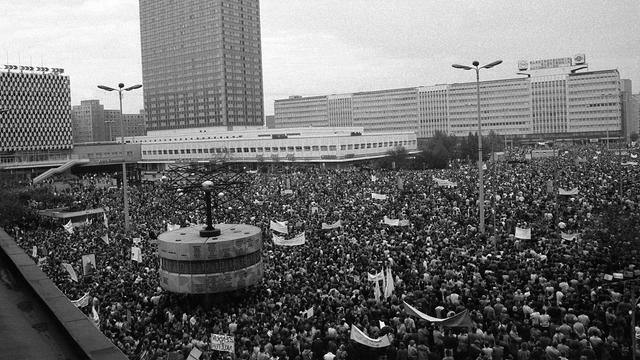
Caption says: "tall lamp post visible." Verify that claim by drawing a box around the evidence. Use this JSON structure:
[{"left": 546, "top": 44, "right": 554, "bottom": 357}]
[
  {"left": 97, "top": 83, "right": 142, "bottom": 233},
  {"left": 452, "top": 60, "right": 502, "bottom": 234}
]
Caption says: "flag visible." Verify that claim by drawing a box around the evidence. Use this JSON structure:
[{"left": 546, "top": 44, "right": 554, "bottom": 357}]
[
  {"left": 383, "top": 216, "right": 399, "bottom": 227},
  {"left": 321, "top": 220, "right": 342, "bottom": 230},
  {"left": 273, "top": 232, "right": 306, "bottom": 246},
  {"left": 301, "top": 307, "right": 314, "bottom": 319},
  {"left": 371, "top": 193, "right": 388, "bottom": 200},
  {"left": 101, "top": 234, "right": 109, "bottom": 245},
  {"left": 371, "top": 175, "right": 378, "bottom": 182},
  {"left": 187, "top": 347, "right": 202, "bottom": 360},
  {"left": 384, "top": 267, "right": 395, "bottom": 298},
  {"left": 398, "top": 219, "right": 411, "bottom": 227},
  {"left": 131, "top": 247, "right": 142, "bottom": 263},
  {"left": 71, "top": 292, "right": 91, "bottom": 308},
  {"left": 604, "top": 274, "right": 613, "bottom": 281},
  {"left": 281, "top": 189, "right": 294, "bottom": 195},
  {"left": 560, "top": 232, "right": 579, "bottom": 241},
  {"left": 269, "top": 220, "right": 288, "bottom": 234},
  {"left": 622, "top": 161, "right": 638, "bottom": 166},
  {"left": 379, "top": 320, "right": 386, "bottom": 328},
  {"left": 167, "top": 223, "right": 181, "bottom": 232},
  {"left": 103, "top": 213, "right": 108, "bottom": 227},
  {"left": 63, "top": 220, "right": 74, "bottom": 234},
  {"left": 558, "top": 188, "right": 579, "bottom": 196},
  {"left": 31, "top": 246, "right": 37, "bottom": 258},
  {"left": 613, "top": 273, "right": 624, "bottom": 279},
  {"left": 61, "top": 263, "right": 78, "bottom": 282},
  {"left": 91, "top": 303, "right": 100, "bottom": 329},
  {"left": 350, "top": 325, "right": 391, "bottom": 348},
  {"left": 396, "top": 176, "right": 404, "bottom": 190},
  {"left": 253, "top": 199, "right": 264, "bottom": 205},
  {"left": 515, "top": 227, "right": 532, "bottom": 240},
  {"left": 373, "top": 278, "right": 381, "bottom": 302},
  {"left": 367, "top": 271, "right": 384, "bottom": 282}
]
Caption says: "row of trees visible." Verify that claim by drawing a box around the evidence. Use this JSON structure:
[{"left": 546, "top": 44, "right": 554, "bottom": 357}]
[{"left": 380, "top": 130, "right": 506, "bottom": 170}]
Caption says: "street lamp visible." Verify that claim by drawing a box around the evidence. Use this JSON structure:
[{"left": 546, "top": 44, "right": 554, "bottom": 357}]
[
  {"left": 97, "top": 83, "right": 142, "bottom": 233},
  {"left": 452, "top": 60, "right": 502, "bottom": 234}
]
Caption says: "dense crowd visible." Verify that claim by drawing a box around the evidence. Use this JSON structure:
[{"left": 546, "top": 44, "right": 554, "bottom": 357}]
[{"left": 5, "top": 143, "right": 640, "bottom": 360}]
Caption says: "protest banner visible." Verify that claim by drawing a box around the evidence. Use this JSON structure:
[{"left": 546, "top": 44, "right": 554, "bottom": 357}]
[
  {"left": 71, "top": 292, "right": 91, "bottom": 308},
  {"left": 61, "top": 263, "right": 78, "bottom": 282},
  {"left": 269, "top": 220, "right": 288, "bottom": 234},
  {"left": 321, "top": 220, "right": 342, "bottom": 230},
  {"left": 383, "top": 216, "right": 399, "bottom": 227},
  {"left": 558, "top": 188, "right": 579, "bottom": 196},
  {"left": 63, "top": 220, "right": 74, "bottom": 234},
  {"left": 131, "top": 247, "right": 142, "bottom": 263},
  {"left": 350, "top": 325, "right": 391, "bottom": 348},
  {"left": 210, "top": 334, "right": 235, "bottom": 353},
  {"left": 273, "top": 232, "right": 306, "bottom": 246},
  {"left": 515, "top": 227, "right": 532, "bottom": 240},
  {"left": 82, "top": 254, "right": 97, "bottom": 276},
  {"left": 371, "top": 193, "right": 388, "bottom": 200}
]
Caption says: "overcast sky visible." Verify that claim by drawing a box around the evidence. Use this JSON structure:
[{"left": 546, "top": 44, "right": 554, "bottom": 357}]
[{"left": 1, "top": 0, "right": 638, "bottom": 115}]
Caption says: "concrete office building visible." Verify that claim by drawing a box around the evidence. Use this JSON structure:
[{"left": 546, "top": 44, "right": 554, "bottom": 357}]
[
  {"left": 447, "top": 78, "right": 532, "bottom": 137},
  {"left": 71, "top": 100, "right": 105, "bottom": 143},
  {"left": 139, "top": 0, "right": 264, "bottom": 131},
  {"left": 71, "top": 100, "right": 146, "bottom": 143},
  {"left": 274, "top": 55, "right": 630, "bottom": 142},
  {"left": 0, "top": 67, "right": 73, "bottom": 156},
  {"left": 105, "top": 109, "right": 147, "bottom": 141}
]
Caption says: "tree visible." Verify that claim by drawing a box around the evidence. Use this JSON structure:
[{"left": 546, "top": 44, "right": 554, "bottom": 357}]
[
  {"left": 379, "top": 146, "right": 409, "bottom": 169},
  {"left": 630, "top": 132, "right": 638, "bottom": 143}
]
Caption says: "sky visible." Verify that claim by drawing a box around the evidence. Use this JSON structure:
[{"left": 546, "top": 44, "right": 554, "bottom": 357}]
[{"left": 1, "top": 0, "right": 639, "bottom": 115}]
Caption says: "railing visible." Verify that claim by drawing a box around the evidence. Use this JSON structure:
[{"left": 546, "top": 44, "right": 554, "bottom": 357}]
[{"left": 0, "top": 152, "right": 78, "bottom": 168}]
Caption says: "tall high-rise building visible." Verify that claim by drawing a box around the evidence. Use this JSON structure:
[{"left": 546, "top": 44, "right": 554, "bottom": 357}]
[
  {"left": 139, "top": 0, "right": 264, "bottom": 131},
  {"left": 0, "top": 68, "right": 73, "bottom": 154}
]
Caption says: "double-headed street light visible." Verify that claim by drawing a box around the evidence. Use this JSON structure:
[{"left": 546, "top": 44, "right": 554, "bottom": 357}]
[
  {"left": 97, "top": 83, "right": 142, "bottom": 233},
  {"left": 452, "top": 60, "right": 502, "bottom": 234}
]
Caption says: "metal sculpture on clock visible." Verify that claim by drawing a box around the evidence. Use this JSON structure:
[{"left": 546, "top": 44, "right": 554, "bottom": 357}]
[{"left": 161, "top": 162, "right": 249, "bottom": 237}]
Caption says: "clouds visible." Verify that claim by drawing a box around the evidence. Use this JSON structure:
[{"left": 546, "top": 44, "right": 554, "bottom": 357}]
[{"left": 1, "top": 0, "right": 638, "bottom": 115}]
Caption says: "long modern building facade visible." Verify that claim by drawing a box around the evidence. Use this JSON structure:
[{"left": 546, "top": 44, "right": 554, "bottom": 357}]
[
  {"left": 139, "top": 0, "right": 264, "bottom": 131},
  {"left": 274, "top": 56, "right": 632, "bottom": 141},
  {"left": 0, "top": 66, "right": 73, "bottom": 160}
]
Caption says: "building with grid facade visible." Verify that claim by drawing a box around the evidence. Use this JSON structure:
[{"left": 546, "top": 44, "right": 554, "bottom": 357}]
[
  {"left": 0, "top": 69, "right": 73, "bottom": 154},
  {"left": 139, "top": 0, "right": 264, "bottom": 131},
  {"left": 274, "top": 62, "right": 627, "bottom": 141}
]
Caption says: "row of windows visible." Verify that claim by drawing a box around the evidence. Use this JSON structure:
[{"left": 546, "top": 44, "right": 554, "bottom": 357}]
[{"left": 142, "top": 140, "right": 414, "bottom": 156}]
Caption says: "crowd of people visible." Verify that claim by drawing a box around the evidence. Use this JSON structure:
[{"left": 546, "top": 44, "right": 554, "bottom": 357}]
[{"left": 4, "top": 143, "right": 640, "bottom": 360}]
